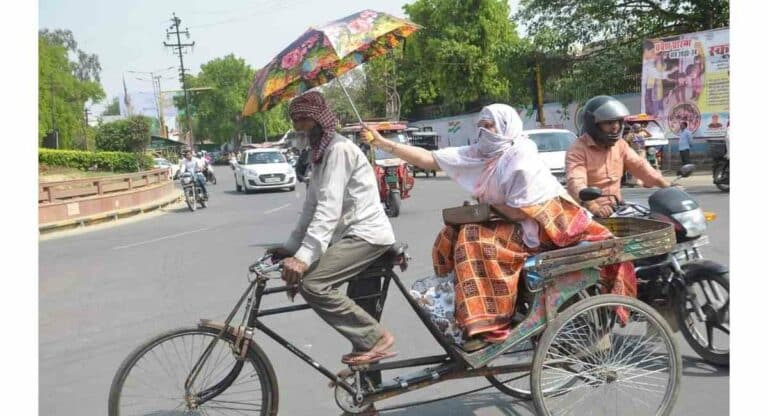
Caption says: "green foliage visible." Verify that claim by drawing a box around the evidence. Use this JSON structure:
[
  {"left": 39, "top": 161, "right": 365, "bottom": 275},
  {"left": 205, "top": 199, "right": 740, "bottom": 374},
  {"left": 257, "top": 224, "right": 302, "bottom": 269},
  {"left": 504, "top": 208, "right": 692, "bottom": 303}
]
[
  {"left": 39, "top": 149, "right": 153, "bottom": 172},
  {"left": 39, "top": 30, "right": 105, "bottom": 148},
  {"left": 95, "top": 116, "right": 152, "bottom": 153},
  {"left": 102, "top": 97, "right": 120, "bottom": 116},
  {"left": 398, "top": 0, "right": 521, "bottom": 117}
]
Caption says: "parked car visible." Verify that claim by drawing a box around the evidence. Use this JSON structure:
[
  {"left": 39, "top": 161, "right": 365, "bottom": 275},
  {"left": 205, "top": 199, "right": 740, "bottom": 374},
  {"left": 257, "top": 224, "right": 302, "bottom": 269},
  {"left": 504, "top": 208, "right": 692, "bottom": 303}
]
[
  {"left": 153, "top": 157, "right": 179, "bottom": 179},
  {"left": 523, "top": 129, "right": 577, "bottom": 185},
  {"left": 233, "top": 149, "right": 296, "bottom": 192}
]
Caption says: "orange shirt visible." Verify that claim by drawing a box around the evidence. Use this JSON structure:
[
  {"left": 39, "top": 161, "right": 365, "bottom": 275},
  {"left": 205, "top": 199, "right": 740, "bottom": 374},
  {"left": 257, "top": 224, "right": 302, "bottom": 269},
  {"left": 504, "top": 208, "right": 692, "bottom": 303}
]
[{"left": 566, "top": 134, "right": 667, "bottom": 207}]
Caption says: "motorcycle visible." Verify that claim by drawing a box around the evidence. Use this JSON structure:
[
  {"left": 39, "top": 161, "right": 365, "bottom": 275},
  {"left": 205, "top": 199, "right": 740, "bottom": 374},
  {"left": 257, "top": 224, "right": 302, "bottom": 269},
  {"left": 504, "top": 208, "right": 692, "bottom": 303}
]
[
  {"left": 374, "top": 158, "right": 414, "bottom": 218},
  {"left": 579, "top": 164, "right": 729, "bottom": 366},
  {"left": 713, "top": 155, "right": 729, "bottom": 192},
  {"left": 179, "top": 172, "right": 208, "bottom": 212},
  {"left": 203, "top": 163, "right": 217, "bottom": 185}
]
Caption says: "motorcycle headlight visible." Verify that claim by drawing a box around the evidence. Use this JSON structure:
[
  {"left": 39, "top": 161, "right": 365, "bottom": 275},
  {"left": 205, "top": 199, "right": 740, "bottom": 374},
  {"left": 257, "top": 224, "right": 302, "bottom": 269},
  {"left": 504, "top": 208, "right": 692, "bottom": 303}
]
[{"left": 671, "top": 209, "right": 707, "bottom": 238}]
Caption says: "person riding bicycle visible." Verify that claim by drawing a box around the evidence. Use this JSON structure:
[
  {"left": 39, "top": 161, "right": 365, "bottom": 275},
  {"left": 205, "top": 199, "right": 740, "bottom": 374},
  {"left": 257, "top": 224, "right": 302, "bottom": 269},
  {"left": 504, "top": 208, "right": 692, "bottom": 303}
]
[
  {"left": 566, "top": 95, "right": 672, "bottom": 218},
  {"left": 266, "top": 91, "right": 397, "bottom": 367},
  {"left": 178, "top": 150, "right": 208, "bottom": 199}
]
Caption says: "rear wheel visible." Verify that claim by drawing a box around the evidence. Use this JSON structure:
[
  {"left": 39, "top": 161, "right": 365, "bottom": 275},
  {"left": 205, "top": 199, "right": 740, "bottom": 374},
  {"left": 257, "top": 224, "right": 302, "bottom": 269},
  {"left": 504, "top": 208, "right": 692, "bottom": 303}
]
[
  {"left": 108, "top": 326, "right": 279, "bottom": 416},
  {"left": 675, "top": 271, "right": 729, "bottom": 366},
  {"left": 487, "top": 288, "right": 592, "bottom": 399},
  {"left": 713, "top": 164, "right": 729, "bottom": 192},
  {"left": 531, "top": 295, "right": 681, "bottom": 416}
]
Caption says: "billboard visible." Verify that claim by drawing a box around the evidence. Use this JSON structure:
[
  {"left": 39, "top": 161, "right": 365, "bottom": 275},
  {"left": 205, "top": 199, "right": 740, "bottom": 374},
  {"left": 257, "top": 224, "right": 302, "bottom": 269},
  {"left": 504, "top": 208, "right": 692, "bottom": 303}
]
[{"left": 641, "top": 28, "right": 729, "bottom": 138}]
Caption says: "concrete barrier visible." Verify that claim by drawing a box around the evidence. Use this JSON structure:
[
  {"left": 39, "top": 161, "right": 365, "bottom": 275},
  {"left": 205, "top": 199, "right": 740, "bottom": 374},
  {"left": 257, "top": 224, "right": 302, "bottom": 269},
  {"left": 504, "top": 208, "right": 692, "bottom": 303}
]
[{"left": 39, "top": 172, "right": 181, "bottom": 232}]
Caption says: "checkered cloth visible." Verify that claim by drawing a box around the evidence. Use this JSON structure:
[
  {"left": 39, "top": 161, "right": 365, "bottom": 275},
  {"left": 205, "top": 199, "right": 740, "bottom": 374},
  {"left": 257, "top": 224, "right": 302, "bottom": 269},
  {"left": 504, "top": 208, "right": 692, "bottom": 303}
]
[
  {"left": 433, "top": 197, "right": 637, "bottom": 341},
  {"left": 288, "top": 91, "right": 338, "bottom": 164}
]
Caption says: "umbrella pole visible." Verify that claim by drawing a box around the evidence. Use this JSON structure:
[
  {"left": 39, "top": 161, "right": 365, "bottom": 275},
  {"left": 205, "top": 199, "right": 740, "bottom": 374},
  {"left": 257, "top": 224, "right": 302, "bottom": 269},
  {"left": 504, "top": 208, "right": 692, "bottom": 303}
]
[
  {"left": 335, "top": 78, "right": 364, "bottom": 125},
  {"left": 335, "top": 78, "right": 375, "bottom": 163}
]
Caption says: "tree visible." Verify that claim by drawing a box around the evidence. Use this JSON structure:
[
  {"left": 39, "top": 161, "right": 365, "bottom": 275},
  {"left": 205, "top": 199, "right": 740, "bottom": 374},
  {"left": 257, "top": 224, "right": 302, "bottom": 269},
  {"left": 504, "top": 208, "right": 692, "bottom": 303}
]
[
  {"left": 517, "top": 0, "right": 730, "bottom": 103},
  {"left": 398, "top": 0, "right": 522, "bottom": 118},
  {"left": 95, "top": 116, "right": 152, "bottom": 153},
  {"left": 177, "top": 54, "right": 291, "bottom": 147},
  {"left": 39, "top": 28, "right": 103, "bottom": 82},
  {"left": 102, "top": 97, "right": 121, "bottom": 116},
  {"left": 39, "top": 31, "right": 105, "bottom": 149}
]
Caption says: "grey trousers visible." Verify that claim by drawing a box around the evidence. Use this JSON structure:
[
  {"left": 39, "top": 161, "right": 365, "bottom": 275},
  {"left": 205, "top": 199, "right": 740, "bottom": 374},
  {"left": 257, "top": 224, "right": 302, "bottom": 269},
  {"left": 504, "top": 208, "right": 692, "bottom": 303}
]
[{"left": 300, "top": 236, "right": 392, "bottom": 351}]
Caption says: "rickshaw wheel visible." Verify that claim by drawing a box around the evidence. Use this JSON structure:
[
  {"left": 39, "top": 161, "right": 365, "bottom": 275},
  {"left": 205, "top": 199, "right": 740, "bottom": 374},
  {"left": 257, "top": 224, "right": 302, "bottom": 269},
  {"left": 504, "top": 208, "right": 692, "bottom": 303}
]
[
  {"left": 531, "top": 295, "right": 681, "bottom": 416},
  {"left": 486, "top": 288, "right": 592, "bottom": 399}
]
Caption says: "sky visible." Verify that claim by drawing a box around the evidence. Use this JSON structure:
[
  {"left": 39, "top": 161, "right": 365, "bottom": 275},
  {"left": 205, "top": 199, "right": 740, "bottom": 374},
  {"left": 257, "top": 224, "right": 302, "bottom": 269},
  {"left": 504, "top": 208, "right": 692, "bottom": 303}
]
[{"left": 39, "top": 0, "right": 520, "bottom": 114}]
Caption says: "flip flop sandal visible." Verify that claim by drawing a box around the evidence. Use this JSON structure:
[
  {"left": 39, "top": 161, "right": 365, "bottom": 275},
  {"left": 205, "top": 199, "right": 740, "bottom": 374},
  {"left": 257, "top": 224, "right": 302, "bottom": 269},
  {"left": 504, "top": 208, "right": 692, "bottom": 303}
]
[{"left": 341, "top": 350, "right": 398, "bottom": 365}]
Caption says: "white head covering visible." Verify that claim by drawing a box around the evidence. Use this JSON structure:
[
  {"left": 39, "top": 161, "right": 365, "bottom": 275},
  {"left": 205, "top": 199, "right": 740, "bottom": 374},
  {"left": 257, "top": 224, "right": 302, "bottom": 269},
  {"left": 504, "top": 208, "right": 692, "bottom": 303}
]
[{"left": 432, "top": 104, "right": 568, "bottom": 247}]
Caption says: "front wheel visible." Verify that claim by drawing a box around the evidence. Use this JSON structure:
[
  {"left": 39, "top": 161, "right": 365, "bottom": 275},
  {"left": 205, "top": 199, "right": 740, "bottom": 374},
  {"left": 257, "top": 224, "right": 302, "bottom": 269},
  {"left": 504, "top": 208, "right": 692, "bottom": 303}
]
[
  {"left": 386, "top": 191, "right": 401, "bottom": 217},
  {"left": 185, "top": 188, "right": 195, "bottom": 212},
  {"left": 108, "top": 326, "right": 279, "bottom": 416},
  {"left": 531, "top": 295, "right": 681, "bottom": 416},
  {"left": 675, "top": 271, "right": 729, "bottom": 366}
]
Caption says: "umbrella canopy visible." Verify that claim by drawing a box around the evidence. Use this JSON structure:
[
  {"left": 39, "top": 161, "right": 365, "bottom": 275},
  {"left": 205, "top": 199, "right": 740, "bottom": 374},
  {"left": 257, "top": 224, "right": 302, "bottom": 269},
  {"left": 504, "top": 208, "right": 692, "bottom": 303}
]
[{"left": 242, "top": 10, "right": 419, "bottom": 116}]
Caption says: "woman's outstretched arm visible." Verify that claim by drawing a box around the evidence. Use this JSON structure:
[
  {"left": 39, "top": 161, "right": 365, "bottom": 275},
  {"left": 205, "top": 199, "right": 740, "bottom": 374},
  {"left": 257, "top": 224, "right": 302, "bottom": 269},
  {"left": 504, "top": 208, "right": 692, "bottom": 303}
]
[{"left": 362, "top": 125, "right": 441, "bottom": 171}]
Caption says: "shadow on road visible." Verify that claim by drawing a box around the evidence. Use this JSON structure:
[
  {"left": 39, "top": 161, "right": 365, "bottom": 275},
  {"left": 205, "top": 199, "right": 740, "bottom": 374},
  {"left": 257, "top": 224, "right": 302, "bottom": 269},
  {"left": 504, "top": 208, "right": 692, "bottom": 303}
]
[
  {"left": 378, "top": 391, "right": 534, "bottom": 416},
  {"left": 681, "top": 355, "right": 729, "bottom": 378}
]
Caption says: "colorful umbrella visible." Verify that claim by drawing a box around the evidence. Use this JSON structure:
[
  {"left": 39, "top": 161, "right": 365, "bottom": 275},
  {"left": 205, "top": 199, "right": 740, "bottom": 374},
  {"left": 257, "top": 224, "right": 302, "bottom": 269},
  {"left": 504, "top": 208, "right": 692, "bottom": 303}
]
[{"left": 242, "top": 10, "right": 420, "bottom": 118}]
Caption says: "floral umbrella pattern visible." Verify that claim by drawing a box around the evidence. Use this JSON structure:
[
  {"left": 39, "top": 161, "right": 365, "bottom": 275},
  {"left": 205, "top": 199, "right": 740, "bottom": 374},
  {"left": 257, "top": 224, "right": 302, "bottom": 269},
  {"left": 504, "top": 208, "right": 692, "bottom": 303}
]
[{"left": 242, "top": 10, "right": 419, "bottom": 116}]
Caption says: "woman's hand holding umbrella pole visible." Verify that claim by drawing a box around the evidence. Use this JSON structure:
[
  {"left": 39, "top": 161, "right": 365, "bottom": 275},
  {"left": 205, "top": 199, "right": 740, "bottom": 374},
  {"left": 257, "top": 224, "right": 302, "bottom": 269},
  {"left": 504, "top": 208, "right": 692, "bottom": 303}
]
[{"left": 362, "top": 124, "right": 441, "bottom": 172}]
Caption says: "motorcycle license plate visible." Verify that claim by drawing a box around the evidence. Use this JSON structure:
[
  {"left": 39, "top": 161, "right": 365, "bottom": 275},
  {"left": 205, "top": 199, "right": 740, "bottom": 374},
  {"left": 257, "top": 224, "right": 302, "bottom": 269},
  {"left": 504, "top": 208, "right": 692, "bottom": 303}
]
[
  {"left": 264, "top": 177, "right": 280, "bottom": 183},
  {"left": 386, "top": 175, "right": 398, "bottom": 183}
]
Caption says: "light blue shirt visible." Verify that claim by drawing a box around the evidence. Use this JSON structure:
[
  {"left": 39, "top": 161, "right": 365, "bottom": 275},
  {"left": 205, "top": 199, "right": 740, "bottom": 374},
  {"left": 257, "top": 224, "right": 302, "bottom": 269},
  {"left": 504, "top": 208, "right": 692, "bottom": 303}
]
[{"left": 679, "top": 129, "right": 693, "bottom": 151}]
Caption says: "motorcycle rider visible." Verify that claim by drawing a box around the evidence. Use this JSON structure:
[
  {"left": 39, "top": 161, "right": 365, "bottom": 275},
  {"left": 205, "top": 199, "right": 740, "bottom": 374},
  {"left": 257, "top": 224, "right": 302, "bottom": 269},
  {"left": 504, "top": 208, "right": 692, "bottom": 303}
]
[
  {"left": 566, "top": 95, "right": 672, "bottom": 218},
  {"left": 178, "top": 150, "right": 208, "bottom": 199},
  {"left": 266, "top": 91, "right": 397, "bottom": 366}
]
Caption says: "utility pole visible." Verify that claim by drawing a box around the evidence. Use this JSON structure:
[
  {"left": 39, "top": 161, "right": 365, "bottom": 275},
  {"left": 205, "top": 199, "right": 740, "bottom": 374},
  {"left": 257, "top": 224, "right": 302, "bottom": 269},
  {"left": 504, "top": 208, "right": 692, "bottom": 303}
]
[
  {"left": 164, "top": 13, "right": 195, "bottom": 149},
  {"left": 533, "top": 61, "right": 546, "bottom": 128}
]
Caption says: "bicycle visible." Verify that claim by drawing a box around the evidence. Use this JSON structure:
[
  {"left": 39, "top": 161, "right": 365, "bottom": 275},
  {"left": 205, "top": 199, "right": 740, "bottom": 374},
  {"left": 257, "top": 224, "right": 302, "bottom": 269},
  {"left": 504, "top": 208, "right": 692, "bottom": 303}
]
[{"left": 110, "top": 234, "right": 682, "bottom": 415}]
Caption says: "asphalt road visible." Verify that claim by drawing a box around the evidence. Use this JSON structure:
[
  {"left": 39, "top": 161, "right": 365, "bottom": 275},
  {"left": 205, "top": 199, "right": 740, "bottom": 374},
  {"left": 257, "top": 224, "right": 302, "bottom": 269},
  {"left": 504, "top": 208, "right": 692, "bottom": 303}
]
[{"left": 39, "top": 169, "right": 729, "bottom": 415}]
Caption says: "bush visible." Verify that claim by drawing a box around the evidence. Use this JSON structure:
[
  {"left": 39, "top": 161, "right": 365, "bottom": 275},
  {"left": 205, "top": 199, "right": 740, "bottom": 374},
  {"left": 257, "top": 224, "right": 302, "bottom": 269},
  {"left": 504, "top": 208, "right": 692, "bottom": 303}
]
[
  {"left": 39, "top": 149, "right": 154, "bottom": 172},
  {"left": 95, "top": 116, "right": 152, "bottom": 153}
]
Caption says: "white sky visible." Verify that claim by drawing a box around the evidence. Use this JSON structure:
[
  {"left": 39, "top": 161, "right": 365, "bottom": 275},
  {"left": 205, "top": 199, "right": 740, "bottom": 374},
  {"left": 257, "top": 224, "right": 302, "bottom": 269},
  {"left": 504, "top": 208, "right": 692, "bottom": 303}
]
[{"left": 39, "top": 0, "right": 520, "bottom": 113}]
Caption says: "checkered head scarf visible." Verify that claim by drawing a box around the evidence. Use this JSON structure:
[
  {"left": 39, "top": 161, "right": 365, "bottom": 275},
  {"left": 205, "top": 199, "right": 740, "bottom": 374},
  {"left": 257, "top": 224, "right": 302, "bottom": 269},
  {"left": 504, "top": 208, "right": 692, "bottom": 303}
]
[{"left": 289, "top": 91, "right": 338, "bottom": 164}]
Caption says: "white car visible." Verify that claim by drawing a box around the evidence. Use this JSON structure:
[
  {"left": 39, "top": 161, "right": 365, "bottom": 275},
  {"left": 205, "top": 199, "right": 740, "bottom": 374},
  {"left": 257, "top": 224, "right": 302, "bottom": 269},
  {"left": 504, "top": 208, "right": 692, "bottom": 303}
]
[
  {"left": 153, "top": 157, "right": 179, "bottom": 179},
  {"left": 234, "top": 149, "right": 296, "bottom": 192},
  {"left": 524, "top": 129, "right": 577, "bottom": 185}
]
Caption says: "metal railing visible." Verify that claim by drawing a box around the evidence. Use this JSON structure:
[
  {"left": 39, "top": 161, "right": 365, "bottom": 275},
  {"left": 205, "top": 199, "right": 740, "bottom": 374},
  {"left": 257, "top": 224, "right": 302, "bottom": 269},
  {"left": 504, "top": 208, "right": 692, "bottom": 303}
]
[{"left": 39, "top": 168, "right": 170, "bottom": 204}]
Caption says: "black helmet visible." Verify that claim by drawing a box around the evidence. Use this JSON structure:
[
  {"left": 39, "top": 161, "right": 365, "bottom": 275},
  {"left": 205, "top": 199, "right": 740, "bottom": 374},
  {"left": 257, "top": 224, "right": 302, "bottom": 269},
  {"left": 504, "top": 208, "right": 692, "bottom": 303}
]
[{"left": 581, "top": 95, "right": 630, "bottom": 146}]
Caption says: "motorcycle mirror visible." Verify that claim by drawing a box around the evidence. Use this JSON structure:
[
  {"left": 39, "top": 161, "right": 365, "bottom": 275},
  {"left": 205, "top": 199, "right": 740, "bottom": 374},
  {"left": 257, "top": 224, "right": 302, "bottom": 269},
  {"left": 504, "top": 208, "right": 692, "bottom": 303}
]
[
  {"left": 677, "top": 164, "right": 696, "bottom": 178},
  {"left": 579, "top": 187, "right": 604, "bottom": 202}
]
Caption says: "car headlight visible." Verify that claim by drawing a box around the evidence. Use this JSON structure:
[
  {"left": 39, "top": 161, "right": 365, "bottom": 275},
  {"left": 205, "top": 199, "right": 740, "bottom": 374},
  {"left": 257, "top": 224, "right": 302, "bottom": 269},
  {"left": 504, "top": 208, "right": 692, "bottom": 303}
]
[
  {"left": 246, "top": 170, "right": 259, "bottom": 177},
  {"left": 671, "top": 209, "right": 707, "bottom": 238}
]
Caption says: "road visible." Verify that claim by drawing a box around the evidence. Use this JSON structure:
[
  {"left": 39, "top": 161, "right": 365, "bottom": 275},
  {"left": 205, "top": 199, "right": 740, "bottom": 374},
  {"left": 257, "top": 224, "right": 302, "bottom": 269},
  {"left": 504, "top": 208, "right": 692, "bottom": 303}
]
[{"left": 39, "top": 170, "right": 729, "bottom": 415}]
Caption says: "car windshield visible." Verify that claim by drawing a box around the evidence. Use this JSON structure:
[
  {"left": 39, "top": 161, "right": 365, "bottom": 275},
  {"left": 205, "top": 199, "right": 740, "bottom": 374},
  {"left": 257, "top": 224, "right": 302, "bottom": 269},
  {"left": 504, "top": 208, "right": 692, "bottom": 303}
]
[
  {"left": 410, "top": 135, "right": 438, "bottom": 150},
  {"left": 246, "top": 152, "right": 286, "bottom": 164},
  {"left": 374, "top": 133, "right": 408, "bottom": 160},
  {"left": 527, "top": 131, "right": 576, "bottom": 152}
]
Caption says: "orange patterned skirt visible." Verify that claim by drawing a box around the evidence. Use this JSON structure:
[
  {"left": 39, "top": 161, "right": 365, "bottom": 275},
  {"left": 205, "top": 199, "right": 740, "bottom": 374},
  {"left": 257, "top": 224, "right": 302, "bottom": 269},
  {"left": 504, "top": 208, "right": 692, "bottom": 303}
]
[{"left": 432, "top": 197, "right": 637, "bottom": 341}]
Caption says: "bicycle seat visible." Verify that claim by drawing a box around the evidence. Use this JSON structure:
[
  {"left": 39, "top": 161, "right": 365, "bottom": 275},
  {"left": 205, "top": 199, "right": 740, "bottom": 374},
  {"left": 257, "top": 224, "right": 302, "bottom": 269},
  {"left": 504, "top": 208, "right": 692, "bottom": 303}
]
[{"left": 369, "top": 241, "right": 409, "bottom": 268}]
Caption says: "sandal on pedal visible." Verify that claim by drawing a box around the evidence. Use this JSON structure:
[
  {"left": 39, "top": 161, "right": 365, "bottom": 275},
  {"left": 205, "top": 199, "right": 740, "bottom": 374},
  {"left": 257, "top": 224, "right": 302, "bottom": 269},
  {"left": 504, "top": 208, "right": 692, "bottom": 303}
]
[{"left": 342, "top": 349, "right": 398, "bottom": 365}]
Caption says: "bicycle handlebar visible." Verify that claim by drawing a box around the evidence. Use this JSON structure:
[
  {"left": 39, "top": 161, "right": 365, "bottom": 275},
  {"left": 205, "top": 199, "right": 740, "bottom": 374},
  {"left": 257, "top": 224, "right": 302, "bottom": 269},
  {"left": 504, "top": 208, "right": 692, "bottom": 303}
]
[{"left": 248, "top": 253, "right": 283, "bottom": 276}]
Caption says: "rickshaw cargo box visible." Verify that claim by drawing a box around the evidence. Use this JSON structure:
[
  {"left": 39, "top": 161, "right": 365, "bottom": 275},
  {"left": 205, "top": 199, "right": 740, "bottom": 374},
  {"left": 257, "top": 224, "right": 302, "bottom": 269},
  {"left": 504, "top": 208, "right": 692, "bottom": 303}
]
[{"left": 529, "top": 217, "right": 675, "bottom": 278}]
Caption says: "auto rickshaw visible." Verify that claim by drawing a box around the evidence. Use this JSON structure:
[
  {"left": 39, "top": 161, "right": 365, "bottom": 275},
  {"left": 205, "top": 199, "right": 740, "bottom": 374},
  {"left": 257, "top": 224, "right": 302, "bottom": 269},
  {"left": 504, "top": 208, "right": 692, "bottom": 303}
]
[
  {"left": 408, "top": 131, "right": 440, "bottom": 178},
  {"left": 340, "top": 121, "right": 415, "bottom": 217}
]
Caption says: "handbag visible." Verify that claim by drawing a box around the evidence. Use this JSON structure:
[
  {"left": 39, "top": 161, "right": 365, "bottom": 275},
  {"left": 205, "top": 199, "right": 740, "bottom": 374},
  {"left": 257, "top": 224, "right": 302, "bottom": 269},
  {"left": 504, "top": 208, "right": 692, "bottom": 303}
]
[{"left": 442, "top": 202, "right": 502, "bottom": 226}]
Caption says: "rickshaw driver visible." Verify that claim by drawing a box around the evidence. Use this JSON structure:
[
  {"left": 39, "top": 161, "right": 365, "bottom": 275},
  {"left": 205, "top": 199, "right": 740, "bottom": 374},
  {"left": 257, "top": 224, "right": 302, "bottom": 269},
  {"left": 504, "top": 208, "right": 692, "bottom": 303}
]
[{"left": 266, "top": 91, "right": 399, "bottom": 366}]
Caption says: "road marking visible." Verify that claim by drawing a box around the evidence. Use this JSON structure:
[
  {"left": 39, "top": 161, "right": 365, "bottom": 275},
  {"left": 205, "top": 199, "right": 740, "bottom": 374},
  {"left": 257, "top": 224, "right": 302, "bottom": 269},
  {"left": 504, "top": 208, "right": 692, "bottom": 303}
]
[
  {"left": 264, "top": 204, "right": 291, "bottom": 214},
  {"left": 112, "top": 227, "right": 211, "bottom": 250}
]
